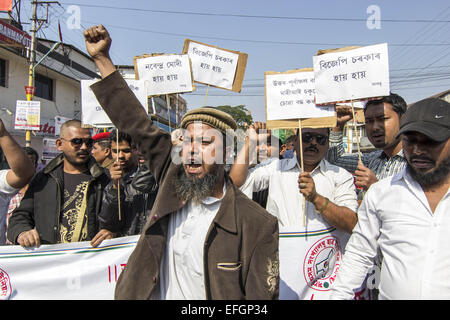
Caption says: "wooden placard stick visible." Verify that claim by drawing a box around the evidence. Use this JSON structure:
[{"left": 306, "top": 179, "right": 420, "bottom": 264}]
[
  {"left": 204, "top": 84, "right": 210, "bottom": 106},
  {"left": 298, "top": 119, "right": 306, "bottom": 227},
  {"left": 166, "top": 94, "right": 172, "bottom": 133},
  {"left": 116, "top": 129, "right": 122, "bottom": 221},
  {"left": 350, "top": 99, "right": 362, "bottom": 162}
]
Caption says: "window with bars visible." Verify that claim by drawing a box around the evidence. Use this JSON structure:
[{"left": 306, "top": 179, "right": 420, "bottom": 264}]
[{"left": 35, "top": 73, "right": 54, "bottom": 101}]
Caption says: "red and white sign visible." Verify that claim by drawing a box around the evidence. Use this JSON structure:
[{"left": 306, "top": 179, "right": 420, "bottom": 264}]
[{"left": 0, "top": 19, "right": 31, "bottom": 48}]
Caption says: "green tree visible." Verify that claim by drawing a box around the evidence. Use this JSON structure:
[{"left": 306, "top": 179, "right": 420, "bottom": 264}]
[{"left": 215, "top": 105, "right": 253, "bottom": 130}]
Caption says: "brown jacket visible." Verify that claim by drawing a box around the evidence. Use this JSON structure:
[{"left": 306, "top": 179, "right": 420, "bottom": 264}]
[{"left": 91, "top": 71, "right": 279, "bottom": 300}]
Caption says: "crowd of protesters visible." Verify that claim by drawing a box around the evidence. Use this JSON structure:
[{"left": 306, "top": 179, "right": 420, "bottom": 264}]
[{"left": 0, "top": 24, "right": 448, "bottom": 300}]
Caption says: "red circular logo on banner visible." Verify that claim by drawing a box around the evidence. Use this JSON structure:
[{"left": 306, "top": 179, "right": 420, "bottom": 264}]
[
  {"left": 303, "top": 235, "right": 342, "bottom": 291},
  {"left": 0, "top": 268, "right": 12, "bottom": 300}
]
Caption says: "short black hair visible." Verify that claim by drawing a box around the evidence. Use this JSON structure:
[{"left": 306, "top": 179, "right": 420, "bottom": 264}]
[
  {"left": 23, "top": 147, "right": 39, "bottom": 166},
  {"left": 364, "top": 92, "right": 407, "bottom": 116},
  {"left": 95, "top": 139, "right": 111, "bottom": 150},
  {"left": 109, "top": 130, "right": 134, "bottom": 148}
]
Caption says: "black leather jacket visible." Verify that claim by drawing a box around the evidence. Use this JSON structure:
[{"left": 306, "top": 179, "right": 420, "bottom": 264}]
[
  {"left": 7, "top": 154, "right": 115, "bottom": 244},
  {"left": 102, "top": 164, "right": 158, "bottom": 236}
]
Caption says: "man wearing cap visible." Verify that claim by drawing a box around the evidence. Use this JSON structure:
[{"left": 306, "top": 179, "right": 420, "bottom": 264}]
[
  {"left": 84, "top": 25, "right": 279, "bottom": 300},
  {"left": 91, "top": 131, "right": 114, "bottom": 169},
  {"left": 331, "top": 97, "right": 450, "bottom": 299}
]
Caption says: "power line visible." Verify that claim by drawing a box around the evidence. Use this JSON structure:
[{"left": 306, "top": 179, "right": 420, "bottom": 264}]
[
  {"left": 63, "top": 3, "right": 450, "bottom": 23},
  {"left": 80, "top": 19, "right": 450, "bottom": 47}
]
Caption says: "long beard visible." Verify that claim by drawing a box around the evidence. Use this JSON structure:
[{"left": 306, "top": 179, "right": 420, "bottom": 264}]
[
  {"left": 407, "top": 156, "right": 450, "bottom": 187},
  {"left": 174, "top": 165, "right": 221, "bottom": 203}
]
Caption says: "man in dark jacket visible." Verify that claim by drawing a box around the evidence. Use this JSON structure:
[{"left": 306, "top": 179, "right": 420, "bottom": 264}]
[
  {"left": 84, "top": 25, "right": 279, "bottom": 300},
  {"left": 103, "top": 130, "right": 158, "bottom": 236},
  {"left": 7, "top": 120, "right": 120, "bottom": 248}
]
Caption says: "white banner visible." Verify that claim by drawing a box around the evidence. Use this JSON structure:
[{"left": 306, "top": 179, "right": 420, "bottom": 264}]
[
  {"left": 0, "top": 236, "right": 138, "bottom": 300},
  {"left": 135, "top": 54, "right": 194, "bottom": 95},
  {"left": 265, "top": 70, "right": 334, "bottom": 121},
  {"left": 81, "top": 79, "right": 149, "bottom": 127},
  {"left": 313, "top": 43, "right": 390, "bottom": 104}
]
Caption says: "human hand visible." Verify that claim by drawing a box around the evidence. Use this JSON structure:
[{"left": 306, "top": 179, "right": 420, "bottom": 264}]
[
  {"left": 109, "top": 161, "right": 123, "bottom": 188},
  {"left": 17, "top": 228, "right": 40, "bottom": 248},
  {"left": 90, "top": 229, "right": 114, "bottom": 247},
  {"left": 354, "top": 161, "right": 378, "bottom": 191},
  {"left": 83, "top": 25, "right": 112, "bottom": 60},
  {"left": 334, "top": 105, "right": 353, "bottom": 131},
  {"left": 298, "top": 172, "right": 318, "bottom": 202}
]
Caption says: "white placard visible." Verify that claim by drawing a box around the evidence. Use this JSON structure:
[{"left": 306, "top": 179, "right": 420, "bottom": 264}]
[
  {"left": 313, "top": 43, "right": 390, "bottom": 104},
  {"left": 266, "top": 71, "right": 334, "bottom": 121},
  {"left": 81, "top": 79, "right": 149, "bottom": 127},
  {"left": 54, "top": 116, "right": 71, "bottom": 136},
  {"left": 186, "top": 42, "right": 239, "bottom": 90},
  {"left": 135, "top": 54, "right": 193, "bottom": 95},
  {"left": 14, "top": 100, "right": 41, "bottom": 131}
]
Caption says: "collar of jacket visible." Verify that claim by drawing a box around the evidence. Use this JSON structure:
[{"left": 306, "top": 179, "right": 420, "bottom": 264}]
[
  {"left": 149, "top": 166, "right": 238, "bottom": 235},
  {"left": 42, "top": 153, "right": 105, "bottom": 179}
]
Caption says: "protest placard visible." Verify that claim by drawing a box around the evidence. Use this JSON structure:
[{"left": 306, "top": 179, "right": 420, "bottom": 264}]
[
  {"left": 14, "top": 100, "right": 40, "bottom": 131},
  {"left": 266, "top": 69, "right": 334, "bottom": 120},
  {"left": 182, "top": 39, "right": 248, "bottom": 92},
  {"left": 313, "top": 43, "right": 390, "bottom": 105},
  {"left": 134, "top": 54, "right": 194, "bottom": 96},
  {"left": 54, "top": 116, "right": 71, "bottom": 136},
  {"left": 81, "top": 79, "right": 149, "bottom": 127},
  {"left": 265, "top": 69, "right": 336, "bottom": 130}
]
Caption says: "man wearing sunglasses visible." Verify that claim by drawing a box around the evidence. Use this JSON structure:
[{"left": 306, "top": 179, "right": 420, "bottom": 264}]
[
  {"left": 238, "top": 125, "right": 358, "bottom": 299},
  {"left": 7, "top": 120, "right": 120, "bottom": 248}
]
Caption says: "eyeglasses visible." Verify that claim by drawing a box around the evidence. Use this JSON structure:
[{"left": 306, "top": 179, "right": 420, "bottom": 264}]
[
  {"left": 61, "top": 137, "right": 94, "bottom": 148},
  {"left": 301, "top": 133, "right": 328, "bottom": 146}
]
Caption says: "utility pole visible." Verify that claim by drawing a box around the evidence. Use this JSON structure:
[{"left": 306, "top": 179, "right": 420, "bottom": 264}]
[{"left": 25, "top": 0, "right": 58, "bottom": 147}]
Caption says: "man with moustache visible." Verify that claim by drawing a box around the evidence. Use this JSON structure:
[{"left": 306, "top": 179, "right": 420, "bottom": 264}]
[
  {"left": 91, "top": 131, "right": 114, "bottom": 169},
  {"left": 331, "top": 98, "right": 450, "bottom": 300},
  {"left": 326, "top": 93, "right": 408, "bottom": 191},
  {"left": 84, "top": 24, "right": 279, "bottom": 300},
  {"left": 7, "top": 120, "right": 117, "bottom": 248},
  {"left": 238, "top": 125, "right": 358, "bottom": 299}
]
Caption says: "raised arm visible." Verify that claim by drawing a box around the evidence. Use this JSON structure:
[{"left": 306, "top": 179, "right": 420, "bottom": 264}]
[
  {"left": 0, "top": 119, "right": 34, "bottom": 189},
  {"left": 84, "top": 25, "right": 172, "bottom": 183},
  {"left": 229, "top": 122, "right": 266, "bottom": 188}
]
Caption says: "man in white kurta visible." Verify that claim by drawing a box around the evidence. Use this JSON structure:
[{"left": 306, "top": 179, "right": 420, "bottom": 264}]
[{"left": 240, "top": 128, "right": 359, "bottom": 300}]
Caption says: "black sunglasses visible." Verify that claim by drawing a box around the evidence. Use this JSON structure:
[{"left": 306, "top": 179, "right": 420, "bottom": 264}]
[
  {"left": 62, "top": 137, "right": 94, "bottom": 148},
  {"left": 301, "top": 133, "right": 328, "bottom": 146}
]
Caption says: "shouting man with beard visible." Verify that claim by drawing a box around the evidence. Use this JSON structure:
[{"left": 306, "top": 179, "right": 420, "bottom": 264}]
[
  {"left": 331, "top": 97, "right": 450, "bottom": 300},
  {"left": 7, "top": 120, "right": 117, "bottom": 248},
  {"left": 84, "top": 25, "right": 279, "bottom": 300}
]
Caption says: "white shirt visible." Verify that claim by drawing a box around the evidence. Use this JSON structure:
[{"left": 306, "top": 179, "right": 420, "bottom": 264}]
[
  {"left": 330, "top": 168, "right": 450, "bottom": 300},
  {"left": 241, "top": 157, "right": 358, "bottom": 227},
  {"left": 157, "top": 183, "right": 226, "bottom": 300},
  {"left": 240, "top": 157, "right": 358, "bottom": 299},
  {"left": 0, "top": 169, "right": 20, "bottom": 245}
]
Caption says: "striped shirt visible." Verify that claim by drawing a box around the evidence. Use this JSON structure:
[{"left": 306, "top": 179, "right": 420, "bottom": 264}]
[{"left": 326, "top": 131, "right": 407, "bottom": 180}]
